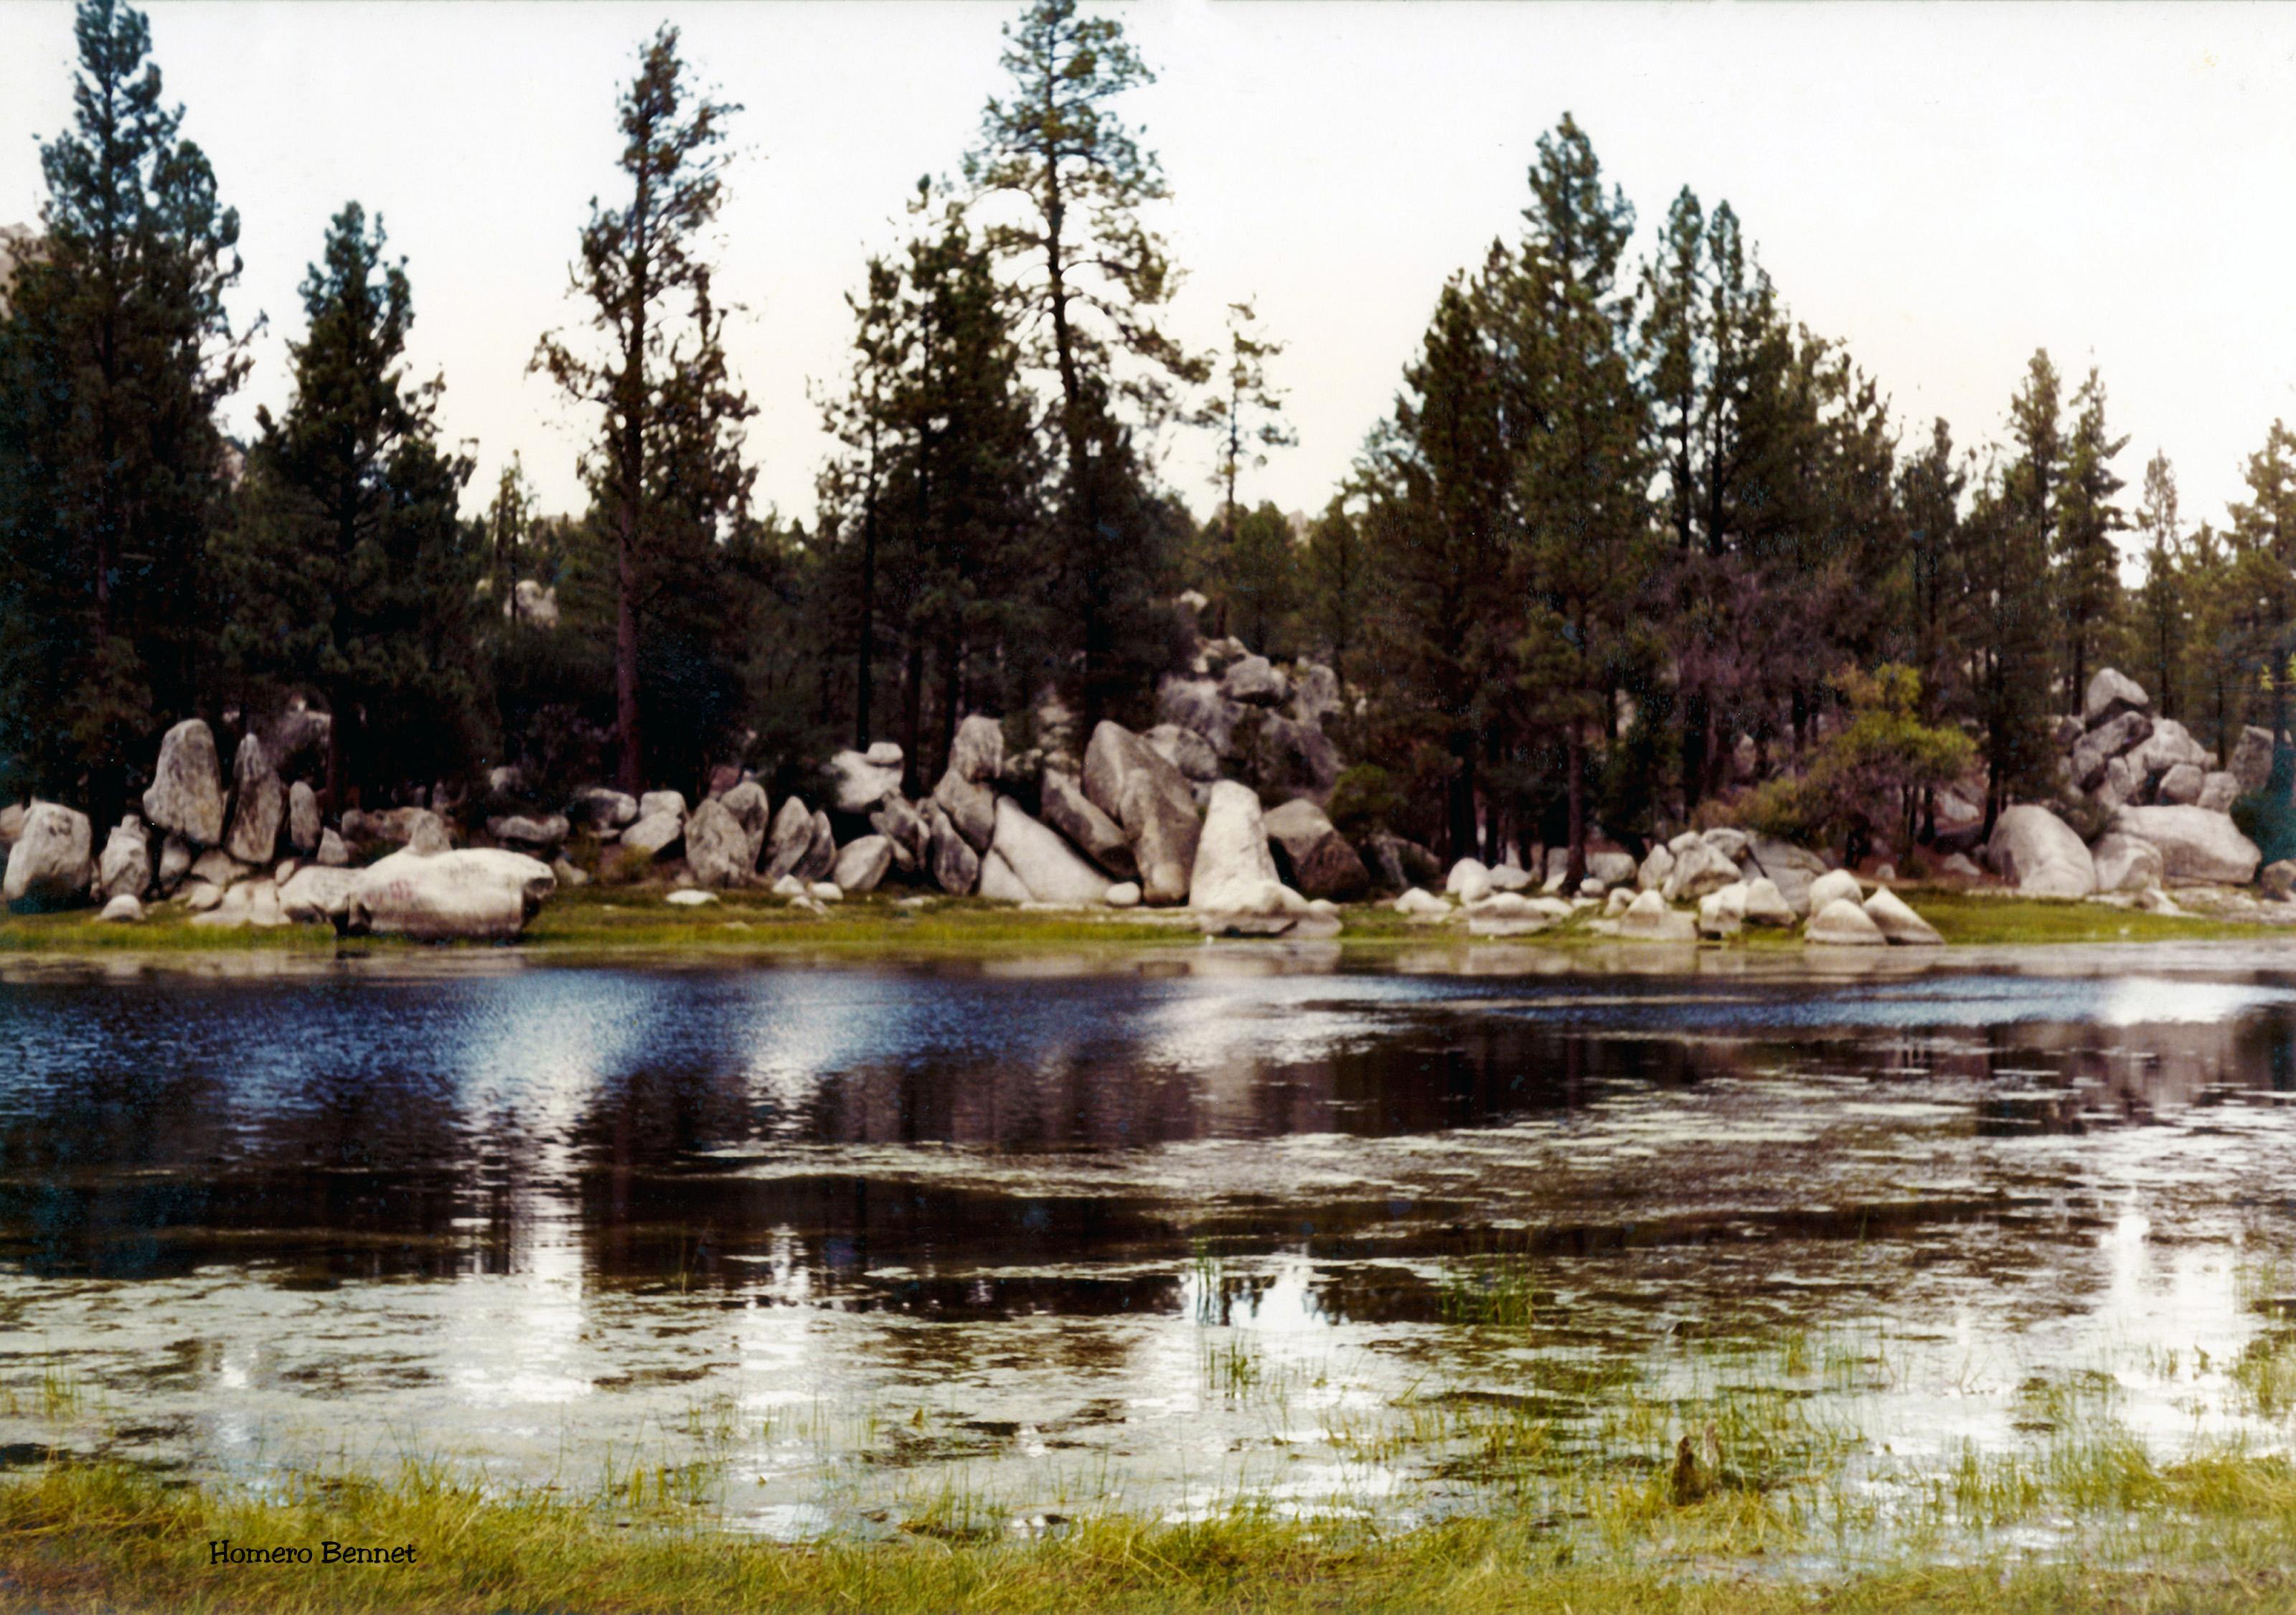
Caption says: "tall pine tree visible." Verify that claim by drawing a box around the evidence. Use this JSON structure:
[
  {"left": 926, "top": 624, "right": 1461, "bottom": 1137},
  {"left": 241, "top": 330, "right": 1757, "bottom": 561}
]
[{"left": 0, "top": 0, "right": 246, "bottom": 815}]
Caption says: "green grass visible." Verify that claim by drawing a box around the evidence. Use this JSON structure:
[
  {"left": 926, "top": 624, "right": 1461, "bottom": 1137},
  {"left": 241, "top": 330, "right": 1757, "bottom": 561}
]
[
  {"left": 5, "top": 1455, "right": 2296, "bottom": 1614},
  {"left": 0, "top": 877, "right": 2267, "bottom": 959}
]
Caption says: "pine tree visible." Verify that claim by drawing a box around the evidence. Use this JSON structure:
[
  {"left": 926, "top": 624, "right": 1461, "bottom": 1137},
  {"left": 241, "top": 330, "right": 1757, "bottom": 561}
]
[
  {"left": 2129, "top": 451, "right": 2183, "bottom": 720},
  {"left": 1358, "top": 275, "right": 1512, "bottom": 857},
  {"left": 1302, "top": 497, "right": 1367, "bottom": 697},
  {"left": 1223, "top": 502, "right": 1300, "bottom": 656},
  {"left": 2052, "top": 366, "right": 2127, "bottom": 707},
  {"left": 966, "top": 0, "right": 1206, "bottom": 722},
  {"left": 1963, "top": 357, "right": 2063, "bottom": 824},
  {"left": 213, "top": 203, "right": 481, "bottom": 802},
  {"left": 2228, "top": 420, "right": 2296, "bottom": 745},
  {"left": 1194, "top": 298, "right": 1294, "bottom": 629},
  {"left": 1502, "top": 116, "right": 1653, "bottom": 882},
  {"left": 534, "top": 24, "right": 750, "bottom": 793},
  {"left": 0, "top": 0, "right": 247, "bottom": 814},
  {"left": 1896, "top": 418, "right": 1966, "bottom": 724}
]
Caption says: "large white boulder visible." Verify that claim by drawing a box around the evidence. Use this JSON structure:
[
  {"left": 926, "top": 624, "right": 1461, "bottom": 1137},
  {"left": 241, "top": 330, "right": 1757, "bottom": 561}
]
[
  {"left": 1637, "top": 843, "right": 1675, "bottom": 893},
  {"left": 3, "top": 802, "right": 91, "bottom": 910},
  {"left": 1662, "top": 839, "right": 1742, "bottom": 903},
  {"left": 142, "top": 719, "right": 226, "bottom": 847},
  {"left": 1741, "top": 877, "right": 1797, "bottom": 926},
  {"left": 1863, "top": 887, "right": 1943, "bottom": 946},
  {"left": 1262, "top": 798, "right": 1369, "bottom": 901},
  {"left": 986, "top": 796, "right": 1111, "bottom": 905},
  {"left": 2090, "top": 832, "right": 2164, "bottom": 893},
  {"left": 1612, "top": 888, "right": 1695, "bottom": 941},
  {"left": 1040, "top": 768, "right": 1137, "bottom": 880},
  {"left": 2083, "top": 668, "right": 2150, "bottom": 728},
  {"left": 2132, "top": 717, "right": 2210, "bottom": 780},
  {"left": 96, "top": 816, "right": 150, "bottom": 902},
  {"left": 1806, "top": 897, "right": 1887, "bottom": 946},
  {"left": 348, "top": 848, "right": 555, "bottom": 941},
  {"left": 288, "top": 781, "right": 321, "bottom": 855},
  {"left": 684, "top": 797, "right": 753, "bottom": 888},
  {"left": 223, "top": 734, "right": 285, "bottom": 865},
  {"left": 2107, "top": 805, "right": 2262, "bottom": 887},
  {"left": 719, "top": 780, "right": 771, "bottom": 867},
  {"left": 620, "top": 811, "right": 684, "bottom": 862},
  {"left": 569, "top": 787, "right": 639, "bottom": 832},
  {"left": 1746, "top": 836, "right": 1828, "bottom": 914},
  {"left": 278, "top": 865, "right": 362, "bottom": 926},
  {"left": 761, "top": 796, "right": 817, "bottom": 882},
  {"left": 1446, "top": 858, "right": 1494, "bottom": 903},
  {"left": 832, "top": 834, "right": 894, "bottom": 895},
  {"left": 1697, "top": 882, "right": 1748, "bottom": 938},
  {"left": 1083, "top": 721, "right": 1202, "bottom": 905},
  {"left": 1988, "top": 804, "right": 2097, "bottom": 898},
  {"left": 1805, "top": 868, "right": 1863, "bottom": 913},
  {"left": 923, "top": 801, "right": 979, "bottom": 895},
  {"left": 1187, "top": 780, "right": 1330, "bottom": 936},
  {"left": 826, "top": 749, "right": 902, "bottom": 814}
]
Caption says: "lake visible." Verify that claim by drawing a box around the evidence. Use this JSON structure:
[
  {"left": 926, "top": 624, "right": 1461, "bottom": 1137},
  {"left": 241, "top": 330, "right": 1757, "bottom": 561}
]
[{"left": 4, "top": 942, "right": 2296, "bottom": 1545}]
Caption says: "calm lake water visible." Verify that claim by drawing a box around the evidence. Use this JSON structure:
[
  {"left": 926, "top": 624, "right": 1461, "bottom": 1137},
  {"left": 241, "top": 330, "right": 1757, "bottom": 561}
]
[{"left": 5, "top": 942, "right": 2296, "bottom": 1540}]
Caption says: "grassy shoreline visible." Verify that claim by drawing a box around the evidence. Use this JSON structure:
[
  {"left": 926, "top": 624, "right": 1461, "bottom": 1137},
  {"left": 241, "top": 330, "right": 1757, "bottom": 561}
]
[
  {"left": 3, "top": 1457, "right": 2294, "bottom": 1614},
  {"left": 0, "top": 882, "right": 2274, "bottom": 961}
]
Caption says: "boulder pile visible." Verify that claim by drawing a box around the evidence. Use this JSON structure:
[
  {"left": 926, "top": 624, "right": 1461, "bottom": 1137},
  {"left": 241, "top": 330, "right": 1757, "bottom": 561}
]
[{"left": 1980, "top": 668, "right": 2263, "bottom": 898}]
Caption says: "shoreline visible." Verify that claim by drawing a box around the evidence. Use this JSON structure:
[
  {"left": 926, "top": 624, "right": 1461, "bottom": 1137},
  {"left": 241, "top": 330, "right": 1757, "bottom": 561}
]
[{"left": 0, "top": 883, "right": 2276, "bottom": 966}]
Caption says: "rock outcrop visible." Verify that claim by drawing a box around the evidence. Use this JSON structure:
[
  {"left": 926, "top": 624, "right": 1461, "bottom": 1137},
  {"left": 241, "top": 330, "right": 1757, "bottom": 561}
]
[
  {"left": 142, "top": 719, "right": 226, "bottom": 847},
  {"left": 1082, "top": 721, "right": 1200, "bottom": 905}
]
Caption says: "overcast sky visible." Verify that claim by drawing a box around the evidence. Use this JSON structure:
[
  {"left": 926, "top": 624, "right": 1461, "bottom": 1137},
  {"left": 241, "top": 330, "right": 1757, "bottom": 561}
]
[{"left": 4, "top": 2, "right": 2296, "bottom": 557}]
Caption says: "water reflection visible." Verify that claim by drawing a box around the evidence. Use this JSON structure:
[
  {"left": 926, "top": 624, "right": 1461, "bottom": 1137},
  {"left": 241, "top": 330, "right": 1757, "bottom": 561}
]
[{"left": 4, "top": 953, "right": 2296, "bottom": 1529}]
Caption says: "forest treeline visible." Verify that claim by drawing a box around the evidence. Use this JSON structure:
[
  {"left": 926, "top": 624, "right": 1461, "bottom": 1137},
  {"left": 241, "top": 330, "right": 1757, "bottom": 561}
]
[{"left": 4, "top": 0, "right": 2295, "bottom": 873}]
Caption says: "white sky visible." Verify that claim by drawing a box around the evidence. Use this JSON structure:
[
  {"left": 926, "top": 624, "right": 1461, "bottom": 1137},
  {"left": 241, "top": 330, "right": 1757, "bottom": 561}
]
[{"left": 4, "top": 1, "right": 2295, "bottom": 558}]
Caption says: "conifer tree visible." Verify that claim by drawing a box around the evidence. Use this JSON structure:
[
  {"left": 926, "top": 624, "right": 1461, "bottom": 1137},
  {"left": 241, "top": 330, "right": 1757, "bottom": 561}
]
[
  {"left": 2130, "top": 451, "right": 2184, "bottom": 720},
  {"left": 1358, "top": 276, "right": 1512, "bottom": 857},
  {"left": 1194, "top": 299, "right": 1295, "bottom": 625},
  {"left": 966, "top": 0, "right": 1205, "bottom": 722},
  {"left": 0, "top": 0, "right": 246, "bottom": 812},
  {"left": 535, "top": 24, "right": 749, "bottom": 792},
  {"left": 214, "top": 203, "right": 481, "bottom": 801},
  {"left": 1502, "top": 116, "right": 1653, "bottom": 882},
  {"left": 2052, "top": 366, "right": 2127, "bottom": 706}
]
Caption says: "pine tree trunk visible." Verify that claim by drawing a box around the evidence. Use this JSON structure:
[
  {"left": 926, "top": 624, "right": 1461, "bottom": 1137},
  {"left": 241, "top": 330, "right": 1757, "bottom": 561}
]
[{"left": 1566, "top": 720, "right": 1586, "bottom": 887}]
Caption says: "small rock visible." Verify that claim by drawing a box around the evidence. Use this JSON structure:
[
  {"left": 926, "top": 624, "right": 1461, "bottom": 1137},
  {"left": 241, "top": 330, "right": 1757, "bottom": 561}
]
[
  {"left": 639, "top": 790, "right": 687, "bottom": 823},
  {"left": 1104, "top": 882, "right": 1142, "bottom": 908},
  {"left": 665, "top": 889, "right": 717, "bottom": 907},
  {"left": 1394, "top": 887, "right": 1451, "bottom": 919},
  {"left": 98, "top": 894, "right": 143, "bottom": 923},
  {"left": 317, "top": 829, "right": 351, "bottom": 868},
  {"left": 809, "top": 881, "right": 844, "bottom": 903},
  {"left": 1741, "top": 877, "right": 1797, "bottom": 926}
]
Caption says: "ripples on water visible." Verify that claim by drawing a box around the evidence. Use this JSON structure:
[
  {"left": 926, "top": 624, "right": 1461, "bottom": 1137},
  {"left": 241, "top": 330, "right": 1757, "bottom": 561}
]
[{"left": 4, "top": 943, "right": 2296, "bottom": 1538}]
